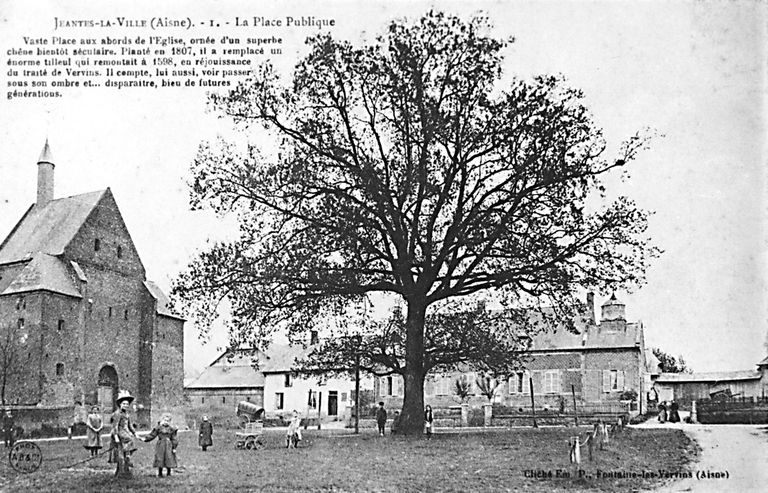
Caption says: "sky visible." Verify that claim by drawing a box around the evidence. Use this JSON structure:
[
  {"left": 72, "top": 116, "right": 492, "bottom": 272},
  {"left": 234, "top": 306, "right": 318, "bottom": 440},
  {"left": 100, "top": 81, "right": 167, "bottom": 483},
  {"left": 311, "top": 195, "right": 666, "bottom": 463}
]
[{"left": 0, "top": 0, "right": 765, "bottom": 375}]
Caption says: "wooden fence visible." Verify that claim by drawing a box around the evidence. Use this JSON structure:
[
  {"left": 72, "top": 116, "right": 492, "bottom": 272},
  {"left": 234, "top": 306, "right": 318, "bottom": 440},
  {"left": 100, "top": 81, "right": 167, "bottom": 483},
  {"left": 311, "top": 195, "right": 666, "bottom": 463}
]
[{"left": 696, "top": 396, "right": 768, "bottom": 424}]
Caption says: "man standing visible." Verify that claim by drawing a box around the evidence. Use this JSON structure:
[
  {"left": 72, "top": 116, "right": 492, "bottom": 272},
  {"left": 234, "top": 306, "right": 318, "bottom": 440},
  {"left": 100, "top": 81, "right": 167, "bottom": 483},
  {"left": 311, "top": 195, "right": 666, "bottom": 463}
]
[
  {"left": 375, "top": 402, "right": 387, "bottom": 437},
  {"left": 3, "top": 410, "right": 14, "bottom": 448}
]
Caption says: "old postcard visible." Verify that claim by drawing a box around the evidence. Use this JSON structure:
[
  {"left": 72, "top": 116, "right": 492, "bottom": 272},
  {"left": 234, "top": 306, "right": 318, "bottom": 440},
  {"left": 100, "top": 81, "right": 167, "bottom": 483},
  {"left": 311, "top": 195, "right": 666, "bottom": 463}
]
[{"left": 0, "top": 0, "right": 765, "bottom": 491}]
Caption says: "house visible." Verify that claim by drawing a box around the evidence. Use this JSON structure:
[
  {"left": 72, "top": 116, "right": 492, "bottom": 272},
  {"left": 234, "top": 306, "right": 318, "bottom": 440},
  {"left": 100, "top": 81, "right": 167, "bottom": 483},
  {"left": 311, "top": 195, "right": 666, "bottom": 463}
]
[
  {"left": 375, "top": 294, "right": 655, "bottom": 414},
  {"left": 654, "top": 356, "right": 768, "bottom": 406},
  {"left": 0, "top": 141, "right": 184, "bottom": 427},
  {"left": 186, "top": 343, "right": 372, "bottom": 422}
]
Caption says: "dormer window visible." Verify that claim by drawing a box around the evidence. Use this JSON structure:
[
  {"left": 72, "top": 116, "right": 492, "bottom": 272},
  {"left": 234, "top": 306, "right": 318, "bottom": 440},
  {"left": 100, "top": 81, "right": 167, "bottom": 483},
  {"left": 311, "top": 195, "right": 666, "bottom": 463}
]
[{"left": 94, "top": 239, "right": 101, "bottom": 251}]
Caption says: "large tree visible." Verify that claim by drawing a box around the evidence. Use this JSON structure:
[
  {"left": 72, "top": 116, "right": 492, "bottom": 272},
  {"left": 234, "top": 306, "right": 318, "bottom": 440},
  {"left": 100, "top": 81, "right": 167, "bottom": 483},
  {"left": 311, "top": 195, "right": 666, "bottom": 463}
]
[{"left": 173, "top": 11, "right": 658, "bottom": 434}]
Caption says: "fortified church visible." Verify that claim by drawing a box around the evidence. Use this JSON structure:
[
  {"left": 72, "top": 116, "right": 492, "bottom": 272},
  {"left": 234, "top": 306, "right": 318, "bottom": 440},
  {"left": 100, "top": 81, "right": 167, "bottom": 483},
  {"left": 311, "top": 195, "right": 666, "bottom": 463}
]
[{"left": 0, "top": 141, "right": 184, "bottom": 425}]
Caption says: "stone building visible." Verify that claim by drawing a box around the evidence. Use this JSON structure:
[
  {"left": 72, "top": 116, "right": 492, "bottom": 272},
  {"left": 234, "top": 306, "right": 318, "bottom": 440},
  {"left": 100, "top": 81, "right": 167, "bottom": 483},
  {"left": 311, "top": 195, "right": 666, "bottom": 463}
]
[
  {"left": 376, "top": 294, "right": 655, "bottom": 415},
  {"left": 186, "top": 344, "right": 371, "bottom": 422},
  {"left": 0, "top": 141, "right": 184, "bottom": 426}
]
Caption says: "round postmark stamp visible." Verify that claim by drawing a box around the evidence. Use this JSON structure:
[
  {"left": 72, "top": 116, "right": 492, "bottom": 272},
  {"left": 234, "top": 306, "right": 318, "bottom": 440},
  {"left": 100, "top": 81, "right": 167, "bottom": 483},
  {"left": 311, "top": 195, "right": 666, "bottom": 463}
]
[{"left": 8, "top": 441, "right": 43, "bottom": 473}]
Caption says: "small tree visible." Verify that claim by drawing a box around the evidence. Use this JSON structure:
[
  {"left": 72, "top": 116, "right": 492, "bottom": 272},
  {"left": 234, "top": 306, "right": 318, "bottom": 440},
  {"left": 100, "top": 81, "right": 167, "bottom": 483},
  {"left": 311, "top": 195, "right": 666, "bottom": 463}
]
[
  {"left": 453, "top": 377, "right": 471, "bottom": 404},
  {"left": 476, "top": 374, "right": 502, "bottom": 402},
  {"left": 652, "top": 348, "right": 691, "bottom": 373}
]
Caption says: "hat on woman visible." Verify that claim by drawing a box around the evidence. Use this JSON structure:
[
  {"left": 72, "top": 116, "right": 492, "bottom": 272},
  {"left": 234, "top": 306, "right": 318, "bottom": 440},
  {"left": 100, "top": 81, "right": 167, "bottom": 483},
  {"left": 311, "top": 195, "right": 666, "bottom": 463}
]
[{"left": 115, "top": 390, "right": 134, "bottom": 405}]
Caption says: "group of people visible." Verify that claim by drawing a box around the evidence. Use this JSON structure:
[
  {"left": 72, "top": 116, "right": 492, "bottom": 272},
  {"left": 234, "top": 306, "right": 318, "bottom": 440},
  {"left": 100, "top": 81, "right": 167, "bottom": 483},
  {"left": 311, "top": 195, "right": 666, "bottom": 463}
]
[
  {"left": 657, "top": 400, "right": 681, "bottom": 423},
  {"left": 375, "top": 402, "right": 434, "bottom": 438},
  {"left": 78, "top": 390, "right": 215, "bottom": 477}
]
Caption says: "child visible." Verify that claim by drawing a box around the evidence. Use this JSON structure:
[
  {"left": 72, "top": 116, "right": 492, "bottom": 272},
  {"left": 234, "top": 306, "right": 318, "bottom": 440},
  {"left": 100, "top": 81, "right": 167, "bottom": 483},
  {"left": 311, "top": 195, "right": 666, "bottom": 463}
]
[
  {"left": 286, "top": 410, "right": 302, "bottom": 448},
  {"left": 84, "top": 406, "right": 103, "bottom": 457},
  {"left": 424, "top": 405, "right": 434, "bottom": 439},
  {"left": 143, "top": 413, "right": 179, "bottom": 477}
]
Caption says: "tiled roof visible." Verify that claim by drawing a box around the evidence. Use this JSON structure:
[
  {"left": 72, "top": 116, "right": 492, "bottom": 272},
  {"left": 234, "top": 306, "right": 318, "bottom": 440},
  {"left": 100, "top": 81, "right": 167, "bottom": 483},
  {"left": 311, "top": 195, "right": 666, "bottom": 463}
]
[
  {"left": 185, "top": 365, "right": 265, "bottom": 389},
  {"left": 144, "top": 280, "right": 185, "bottom": 320},
  {"left": 656, "top": 370, "right": 761, "bottom": 383},
  {"left": 526, "top": 310, "right": 641, "bottom": 351},
  {"left": 186, "top": 345, "right": 310, "bottom": 389},
  {"left": 0, "top": 190, "right": 106, "bottom": 264},
  {"left": 0, "top": 252, "right": 81, "bottom": 298}
]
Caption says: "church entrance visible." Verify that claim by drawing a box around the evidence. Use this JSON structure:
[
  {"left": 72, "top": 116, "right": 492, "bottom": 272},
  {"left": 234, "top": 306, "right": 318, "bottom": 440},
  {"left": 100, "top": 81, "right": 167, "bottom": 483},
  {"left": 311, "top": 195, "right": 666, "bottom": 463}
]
[{"left": 97, "top": 365, "right": 118, "bottom": 411}]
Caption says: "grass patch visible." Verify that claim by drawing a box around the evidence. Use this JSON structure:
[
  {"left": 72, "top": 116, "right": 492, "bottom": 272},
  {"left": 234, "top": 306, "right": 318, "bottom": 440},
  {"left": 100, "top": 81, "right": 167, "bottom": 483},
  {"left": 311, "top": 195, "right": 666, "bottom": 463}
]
[{"left": 0, "top": 427, "right": 697, "bottom": 492}]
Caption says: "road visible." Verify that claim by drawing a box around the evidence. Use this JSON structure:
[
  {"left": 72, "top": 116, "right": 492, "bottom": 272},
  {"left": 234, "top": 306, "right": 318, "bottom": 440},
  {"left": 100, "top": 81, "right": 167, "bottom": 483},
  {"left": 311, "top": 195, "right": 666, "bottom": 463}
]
[{"left": 637, "top": 421, "right": 768, "bottom": 492}]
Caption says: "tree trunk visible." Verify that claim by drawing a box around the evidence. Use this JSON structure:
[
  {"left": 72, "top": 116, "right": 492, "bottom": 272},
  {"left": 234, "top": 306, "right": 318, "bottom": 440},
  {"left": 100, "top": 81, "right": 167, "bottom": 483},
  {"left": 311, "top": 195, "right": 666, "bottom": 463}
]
[{"left": 399, "top": 300, "right": 427, "bottom": 435}]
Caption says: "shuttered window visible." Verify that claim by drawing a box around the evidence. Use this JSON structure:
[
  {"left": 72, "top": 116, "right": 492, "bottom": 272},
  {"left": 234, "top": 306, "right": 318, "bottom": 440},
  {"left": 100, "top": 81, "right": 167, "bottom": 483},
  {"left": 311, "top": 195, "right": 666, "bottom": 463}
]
[{"left": 543, "top": 370, "right": 561, "bottom": 394}]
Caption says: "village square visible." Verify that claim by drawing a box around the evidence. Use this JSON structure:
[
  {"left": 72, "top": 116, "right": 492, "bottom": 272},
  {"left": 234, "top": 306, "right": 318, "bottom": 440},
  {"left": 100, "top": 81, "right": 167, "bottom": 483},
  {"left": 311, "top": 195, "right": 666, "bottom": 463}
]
[{"left": 1, "top": 2, "right": 767, "bottom": 492}]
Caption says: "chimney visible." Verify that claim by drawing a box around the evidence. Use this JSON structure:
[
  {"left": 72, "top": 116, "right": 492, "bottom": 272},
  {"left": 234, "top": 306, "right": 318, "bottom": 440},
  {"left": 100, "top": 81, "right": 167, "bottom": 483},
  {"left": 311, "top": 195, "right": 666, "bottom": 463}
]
[
  {"left": 309, "top": 330, "right": 319, "bottom": 345},
  {"left": 36, "top": 139, "right": 55, "bottom": 205},
  {"left": 586, "top": 292, "right": 595, "bottom": 324}
]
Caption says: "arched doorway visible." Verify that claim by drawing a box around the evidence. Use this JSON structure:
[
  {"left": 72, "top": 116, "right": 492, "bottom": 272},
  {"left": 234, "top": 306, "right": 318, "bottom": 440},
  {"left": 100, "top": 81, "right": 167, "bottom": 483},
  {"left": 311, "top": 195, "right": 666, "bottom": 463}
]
[{"left": 97, "top": 365, "right": 119, "bottom": 411}]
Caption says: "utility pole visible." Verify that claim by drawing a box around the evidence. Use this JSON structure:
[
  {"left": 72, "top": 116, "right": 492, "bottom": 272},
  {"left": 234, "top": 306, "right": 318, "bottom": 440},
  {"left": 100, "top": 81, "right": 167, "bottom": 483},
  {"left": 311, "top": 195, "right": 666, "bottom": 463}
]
[{"left": 354, "top": 352, "right": 360, "bottom": 434}]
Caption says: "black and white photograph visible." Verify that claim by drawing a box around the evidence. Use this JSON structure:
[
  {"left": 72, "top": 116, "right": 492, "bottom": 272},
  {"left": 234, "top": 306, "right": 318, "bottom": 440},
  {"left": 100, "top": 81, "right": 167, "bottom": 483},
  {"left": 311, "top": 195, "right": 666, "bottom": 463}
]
[{"left": 0, "top": 0, "right": 765, "bottom": 491}]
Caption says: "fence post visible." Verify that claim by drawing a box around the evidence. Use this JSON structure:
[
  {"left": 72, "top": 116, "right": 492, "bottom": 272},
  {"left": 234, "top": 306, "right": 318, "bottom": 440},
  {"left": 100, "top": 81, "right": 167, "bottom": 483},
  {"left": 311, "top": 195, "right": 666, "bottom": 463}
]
[
  {"left": 460, "top": 403, "right": 469, "bottom": 427},
  {"left": 529, "top": 376, "right": 538, "bottom": 428},
  {"left": 483, "top": 403, "right": 492, "bottom": 427},
  {"left": 571, "top": 385, "right": 579, "bottom": 427},
  {"left": 569, "top": 436, "right": 581, "bottom": 464}
]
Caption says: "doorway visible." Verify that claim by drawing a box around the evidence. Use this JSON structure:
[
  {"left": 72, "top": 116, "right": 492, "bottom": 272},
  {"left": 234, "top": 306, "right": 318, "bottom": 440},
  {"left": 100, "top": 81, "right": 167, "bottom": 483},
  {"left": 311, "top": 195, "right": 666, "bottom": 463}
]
[
  {"left": 97, "top": 365, "right": 118, "bottom": 411},
  {"left": 328, "top": 391, "right": 338, "bottom": 416}
]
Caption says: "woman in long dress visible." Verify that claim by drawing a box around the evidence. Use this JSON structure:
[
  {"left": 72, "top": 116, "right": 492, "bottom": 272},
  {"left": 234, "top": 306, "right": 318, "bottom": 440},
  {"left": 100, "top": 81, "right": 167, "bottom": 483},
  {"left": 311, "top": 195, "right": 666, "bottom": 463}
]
[
  {"left": 198, "top": 415, "right": 213, "bottom": 451},
  {"left": 84, "top": 406, "right": 103, "bottom": 457},
  {"left": 144, "top": 413, "right": 179, "bottom": 477}
]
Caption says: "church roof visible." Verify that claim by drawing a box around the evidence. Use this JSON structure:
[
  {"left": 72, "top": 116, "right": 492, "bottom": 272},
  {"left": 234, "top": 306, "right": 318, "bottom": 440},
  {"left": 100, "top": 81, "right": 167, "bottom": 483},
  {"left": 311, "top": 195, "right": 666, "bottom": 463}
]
[
  {"left": 38, "top": 139, "right": 55, "bottom": 165},
  {"left": 0, "top": 252, "right": 81, "bottom": 298},
  {"left": 0, "top": 190, "right": 107, "bottom": 265},
  {"left": 144, "top": 280, "right": 185, "bottom": 320}
]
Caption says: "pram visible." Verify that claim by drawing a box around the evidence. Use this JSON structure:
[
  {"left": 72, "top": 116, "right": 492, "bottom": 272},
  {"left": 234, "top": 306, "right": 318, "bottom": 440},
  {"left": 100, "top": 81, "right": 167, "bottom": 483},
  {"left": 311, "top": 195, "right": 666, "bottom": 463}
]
[{"left": 235, "top": 401, "right": 265, "bottom": 450}]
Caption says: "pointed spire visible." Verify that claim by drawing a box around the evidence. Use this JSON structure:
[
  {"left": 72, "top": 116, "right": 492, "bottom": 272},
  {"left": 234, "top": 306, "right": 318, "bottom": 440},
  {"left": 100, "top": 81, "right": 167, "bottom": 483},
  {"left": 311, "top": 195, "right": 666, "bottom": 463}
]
[
  {"left": 38, "top": 138, "right": 55, "bottom": 166},
  {"left": 36, "top": 139, "right": 55, "bottom": 204}
]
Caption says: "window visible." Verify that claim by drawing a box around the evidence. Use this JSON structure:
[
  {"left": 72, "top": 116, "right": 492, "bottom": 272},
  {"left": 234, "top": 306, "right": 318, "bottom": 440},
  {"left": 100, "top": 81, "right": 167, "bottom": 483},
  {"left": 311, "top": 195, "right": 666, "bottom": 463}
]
[
  {"left": 246, "top": 396, "right": 251, "bottom": 402},
  {"left": 341, "top": 392, "right": 347, "bottom": 402},
  {"left": 602, "top": 370, "right": 625, "bottom": 392},
  {"left": 117, "top": 245, "right": 123, "bottom": 259},
  {"left": 124, "top": 309, "right": 128, "bottom": 320},
  {"left": 543, "top": 370, "right": 561, "bottom": 394},
  {"left": 510, "top": 372, "right": 529, "bottom": 394},
  {"left": 284, "top": 373, "right": 292, "bottom": 388},
  {"left": 436, "top": 376, "right": 452, "bottom": 396},
  {"left": 17, "top": 318, "right": 24, "bottom": 331},
  {"left": 108, "top": 307, "right": 112, "bottom": 318},
  {"left": 55, "top": 363, "right": 64, "bottom": 376},
  {"left": 222, "top": 396, "right": 226, "bottom": 404},
  {"left": 201, "top": 397, "right": 205, "bottom": 404},
  {"left": 275, "top": 392, "right": 284, "bottom": 410},
  {"left": 94, "top": 239, "right": 100, "bottom": 251},
  {"left": 58, "top": 319, "right": 64, "bottom": 331},
  {"left": 16, "top": 297, "right": 24, "bottom": 310}
]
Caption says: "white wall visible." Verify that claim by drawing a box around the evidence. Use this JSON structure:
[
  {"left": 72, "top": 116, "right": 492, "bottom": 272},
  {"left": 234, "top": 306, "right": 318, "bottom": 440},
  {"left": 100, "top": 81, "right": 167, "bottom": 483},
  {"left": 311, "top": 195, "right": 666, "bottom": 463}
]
[{"left": 263, "top": 372, "right": 372, "bottom": 420}]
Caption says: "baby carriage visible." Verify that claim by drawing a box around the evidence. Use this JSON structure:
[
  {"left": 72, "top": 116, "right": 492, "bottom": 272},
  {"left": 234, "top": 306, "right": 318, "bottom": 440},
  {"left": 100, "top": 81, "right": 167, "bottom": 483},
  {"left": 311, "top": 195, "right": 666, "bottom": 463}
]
[{"left": 235, "top": 401, "right": 265, "bottom": 450}]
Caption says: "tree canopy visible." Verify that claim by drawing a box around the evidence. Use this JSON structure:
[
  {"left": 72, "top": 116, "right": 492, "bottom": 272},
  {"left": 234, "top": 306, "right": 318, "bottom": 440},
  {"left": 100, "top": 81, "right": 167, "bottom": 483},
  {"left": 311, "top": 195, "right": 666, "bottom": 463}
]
[
  {"left": 173, "top": 11, "right": 659, "bottom": 434},
  {"left": 652, "top": 348, "right": 691, "bottom": 374}
]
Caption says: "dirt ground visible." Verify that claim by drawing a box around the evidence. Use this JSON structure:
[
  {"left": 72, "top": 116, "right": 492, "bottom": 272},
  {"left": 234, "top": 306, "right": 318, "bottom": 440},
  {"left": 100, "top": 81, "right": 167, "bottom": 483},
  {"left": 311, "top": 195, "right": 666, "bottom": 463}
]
[{"left": 637, "top": 420, "right": 768, "bottom": 492}]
